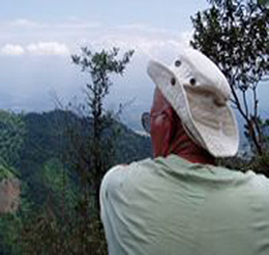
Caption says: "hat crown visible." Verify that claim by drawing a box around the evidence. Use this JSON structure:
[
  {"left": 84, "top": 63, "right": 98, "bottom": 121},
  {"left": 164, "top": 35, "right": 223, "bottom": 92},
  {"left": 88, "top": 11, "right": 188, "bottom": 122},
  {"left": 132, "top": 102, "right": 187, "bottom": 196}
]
[{"left": 172, "top": 49, "right": 231, "bottom": 102}]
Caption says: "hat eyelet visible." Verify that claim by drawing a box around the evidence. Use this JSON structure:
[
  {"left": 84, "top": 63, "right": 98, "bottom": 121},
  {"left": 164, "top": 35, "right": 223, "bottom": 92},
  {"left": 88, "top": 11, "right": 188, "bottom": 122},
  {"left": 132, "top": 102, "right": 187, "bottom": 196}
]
[
  {"left": 175, "top": 60, "right": 181, "bottom": 67},
  {"left": 190, "top": 78, "right": 196, "bottom": 86},
  {"left": 171, "top": 77, "right": 176, "bottom": 86}
]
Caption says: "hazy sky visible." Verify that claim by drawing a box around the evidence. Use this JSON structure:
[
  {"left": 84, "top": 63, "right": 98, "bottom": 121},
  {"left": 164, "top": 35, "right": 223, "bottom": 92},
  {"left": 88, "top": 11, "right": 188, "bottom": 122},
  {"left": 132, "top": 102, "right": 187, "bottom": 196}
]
[{"left": 0, "top": 0, "right": 268, "bottom": 130}]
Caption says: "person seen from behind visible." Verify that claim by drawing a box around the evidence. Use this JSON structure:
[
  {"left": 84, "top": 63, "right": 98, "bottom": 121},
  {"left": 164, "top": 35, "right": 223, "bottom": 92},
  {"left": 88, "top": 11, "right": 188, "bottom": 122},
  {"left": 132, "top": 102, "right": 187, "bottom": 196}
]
[{"left": 100, "top": 48, "right": 269, "bottom": 255}]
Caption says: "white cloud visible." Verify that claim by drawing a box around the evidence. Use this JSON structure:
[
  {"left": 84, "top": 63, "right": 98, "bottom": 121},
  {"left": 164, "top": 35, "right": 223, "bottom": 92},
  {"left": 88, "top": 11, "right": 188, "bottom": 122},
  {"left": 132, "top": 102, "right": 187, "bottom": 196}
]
[
  {"left": 1, "top": 44, "right": 25, "bottom": 55},
  {"left": 26, "top": 42, "right": 70, "bottom": 56},
  {"left": 10, "top": 19, "right": 40, "bottom": 28},
  {"left": 118, "top": 23, "right": 170, "bottom": 34},
  {"left": 179, "top": 30, "right": 194, "bottom": 47},
  {"left": 0, "top": 19, "right": 191, "bottom": 59},
  {"left": 87, "top": 27, "right": 192, "bottom": 62},
  {"left": 1, "top": 42, "right": 70, "bottom": 56},
  {"left": 0, "top": 19, "right": 100, "bottom": 33}
]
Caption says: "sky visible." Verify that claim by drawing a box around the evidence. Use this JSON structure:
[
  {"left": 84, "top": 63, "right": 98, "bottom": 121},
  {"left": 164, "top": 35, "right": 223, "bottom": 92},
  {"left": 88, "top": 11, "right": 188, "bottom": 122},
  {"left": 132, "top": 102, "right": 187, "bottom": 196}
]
[{"left": 0, "top": 0, "right": 268, "bottom": 130}]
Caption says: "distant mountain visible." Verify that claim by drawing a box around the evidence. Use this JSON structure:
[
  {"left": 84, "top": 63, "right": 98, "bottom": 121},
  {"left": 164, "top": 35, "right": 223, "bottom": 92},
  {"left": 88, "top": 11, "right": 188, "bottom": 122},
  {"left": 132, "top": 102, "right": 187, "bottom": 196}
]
[
  {"left": 17, "top": 109, "right": 152, "bottom": 206},
  {"left": 20, "top": 109, "right": 152, "bottom": 164}
]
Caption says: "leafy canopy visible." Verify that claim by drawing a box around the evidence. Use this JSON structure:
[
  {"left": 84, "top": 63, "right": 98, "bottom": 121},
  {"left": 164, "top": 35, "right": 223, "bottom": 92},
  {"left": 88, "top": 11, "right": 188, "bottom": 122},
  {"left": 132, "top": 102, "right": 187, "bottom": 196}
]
[{"left": 191, "top": 0, "right": 269, "bottom": 154}]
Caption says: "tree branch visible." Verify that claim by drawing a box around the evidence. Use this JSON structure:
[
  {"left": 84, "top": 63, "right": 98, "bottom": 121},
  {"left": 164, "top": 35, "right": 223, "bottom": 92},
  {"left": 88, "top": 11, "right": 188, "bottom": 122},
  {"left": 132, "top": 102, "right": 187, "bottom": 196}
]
[{"left": 242, "top": 89, "right": 249, "bottom": 118}]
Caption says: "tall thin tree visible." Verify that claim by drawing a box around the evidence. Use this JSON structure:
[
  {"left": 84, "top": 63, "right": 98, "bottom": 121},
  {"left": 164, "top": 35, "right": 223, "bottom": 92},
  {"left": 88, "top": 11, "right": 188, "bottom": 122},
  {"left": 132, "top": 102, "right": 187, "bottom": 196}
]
[
  {"left": 191, "top": 0, "right": 269, "bottom": 154},
  {"left": 72, "top": 47, "right": 134, "bottom": 211}
]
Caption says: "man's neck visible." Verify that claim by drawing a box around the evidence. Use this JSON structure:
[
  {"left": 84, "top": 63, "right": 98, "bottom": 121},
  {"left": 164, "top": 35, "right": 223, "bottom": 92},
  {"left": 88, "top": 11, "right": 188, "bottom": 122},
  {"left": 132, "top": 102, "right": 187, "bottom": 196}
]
[
  {"left": 168, "top": 130, "right": 216, "bottom": 165},
  {"left": 177, "top": 150, "right": 216, "bottom": 165}
]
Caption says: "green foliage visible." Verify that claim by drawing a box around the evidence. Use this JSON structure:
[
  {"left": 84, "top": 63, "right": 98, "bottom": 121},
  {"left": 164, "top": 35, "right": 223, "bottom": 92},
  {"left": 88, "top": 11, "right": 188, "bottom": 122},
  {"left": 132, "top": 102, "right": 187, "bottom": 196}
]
[
  {"left": 42, "top": 46, "right": 135, "bottom": 254},
  {"left": 258, "top": 0, "right": 269, "bottom": 6},
  {"left": 71, "top": 47, "right": 134, "bottom": 129},
  {"left": 0, "top": 111, "right": 24, "bottom": 253},
  {"left": 17, "top": 109, "right": 150, "bottom": 209},
  {"left": 218, "top": 153, "right": 269, "bottom": 177},
  {"left": 71, "top": 47, "right": 134, "bottom": 213},
  {"left": 16, "top": 108, "right": 149, "bottom": 255},
  {"left": 191, "top": 0, "right": 269, "bottom": 154},
  {"left": 43, "top": 158, "right": 65, "bottom": 192},
  {"left": 247, "top": 153, "right": 269, "bottom": 176},
  {"left": 0, "top": 164, "right": 16, "bottom": 180},
  {"left": 42, "top": 158, "right": 77, "bottom": 215},
  {"left": 0, "top": 47, "right": 146, "bottom": 254},
  {"left": 20, "top": 208, "right": 107, "bottom": 255},
  {"left": 0, "top": 213, "right": 22, "bottom": 255},
  {"left": 0, "top": 110, "right": 25, "bottom": 167}
]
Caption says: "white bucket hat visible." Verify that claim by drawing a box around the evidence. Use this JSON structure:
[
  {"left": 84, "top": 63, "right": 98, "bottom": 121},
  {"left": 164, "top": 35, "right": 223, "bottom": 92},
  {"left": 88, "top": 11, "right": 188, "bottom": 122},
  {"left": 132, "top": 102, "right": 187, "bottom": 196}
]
[{"left": 147, "top": 48, "right": 239, "bottom": 157}]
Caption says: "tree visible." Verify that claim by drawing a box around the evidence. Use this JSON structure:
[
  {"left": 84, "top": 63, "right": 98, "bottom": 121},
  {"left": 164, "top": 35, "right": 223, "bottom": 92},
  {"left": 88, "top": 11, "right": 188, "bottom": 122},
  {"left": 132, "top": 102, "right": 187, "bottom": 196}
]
[
  {"left": 71, "top": 47, "right": 134, "bottom": 211},
  {"left": 0, "top": 111, "right": 23, "bottom": 253},
  {"left": 0, "top": 110, "right": 24, "bottom": 214},
  {"left": 0, "top": 110, "right": 25, "bottom": 167},
  {"left": 191, "top": 0, "right": 269, "bottom": 154},
  {"left": 258, "top": 0, "right": 269, "bottom": 6},
  {"left": 70, "top": 47, "right": 134, "bottom": 254}
]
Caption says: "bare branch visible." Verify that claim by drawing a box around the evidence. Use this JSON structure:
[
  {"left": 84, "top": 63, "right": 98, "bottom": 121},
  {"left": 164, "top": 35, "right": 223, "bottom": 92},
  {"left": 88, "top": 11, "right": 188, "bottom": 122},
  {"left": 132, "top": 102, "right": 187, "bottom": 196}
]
[
  {"left": 253, "top": 86, "right": 259, "bottom": 119},
  {"left": 242, "top": 90, "right": 249, "bottom": 118}
]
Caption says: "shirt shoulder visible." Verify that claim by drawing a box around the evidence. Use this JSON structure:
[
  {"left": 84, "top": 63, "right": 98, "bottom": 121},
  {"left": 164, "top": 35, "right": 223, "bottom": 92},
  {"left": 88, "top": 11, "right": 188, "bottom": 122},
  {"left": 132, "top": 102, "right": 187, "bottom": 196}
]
[
  {"left": 100, "top": 158, "right": 152, "bottom": 199},
  {"left": 100, "top": 164, "right": 126, "bottom": 195}
]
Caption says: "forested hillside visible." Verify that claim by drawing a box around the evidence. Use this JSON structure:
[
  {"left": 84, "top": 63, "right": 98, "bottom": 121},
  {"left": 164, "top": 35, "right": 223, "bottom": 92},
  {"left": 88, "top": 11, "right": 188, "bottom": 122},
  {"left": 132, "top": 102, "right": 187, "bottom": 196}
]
[{"left": 0, "top": 109, "right": 152, "bottom": 254}]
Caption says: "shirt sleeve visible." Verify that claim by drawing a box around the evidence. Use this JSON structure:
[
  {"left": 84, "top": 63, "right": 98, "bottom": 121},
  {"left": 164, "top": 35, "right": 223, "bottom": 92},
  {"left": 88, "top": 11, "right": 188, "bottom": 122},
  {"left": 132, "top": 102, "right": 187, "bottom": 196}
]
[
  {"left": 99, "top": 165, "right": 128, "bottom": 254},
  {"left": 100, "top": 165, "right": 126, "bottom": 208}
]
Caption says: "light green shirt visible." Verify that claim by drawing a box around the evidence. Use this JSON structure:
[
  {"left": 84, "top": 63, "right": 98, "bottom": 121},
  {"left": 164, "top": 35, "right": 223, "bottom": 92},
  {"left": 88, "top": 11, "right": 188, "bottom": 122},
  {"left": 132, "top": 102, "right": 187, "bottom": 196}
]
[{"left": 100, "top": 155, "right": 269, "bottom": 255}]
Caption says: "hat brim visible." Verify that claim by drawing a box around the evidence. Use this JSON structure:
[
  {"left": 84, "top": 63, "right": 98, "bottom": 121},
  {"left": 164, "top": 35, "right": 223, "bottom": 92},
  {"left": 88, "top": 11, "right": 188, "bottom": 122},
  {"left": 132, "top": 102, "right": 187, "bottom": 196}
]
[
  {"left": 185, "top": 86, "right": 239, "bottom": 157},
  {"left": 147, "top": 60, "right": 239, "bottom": 157}
]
